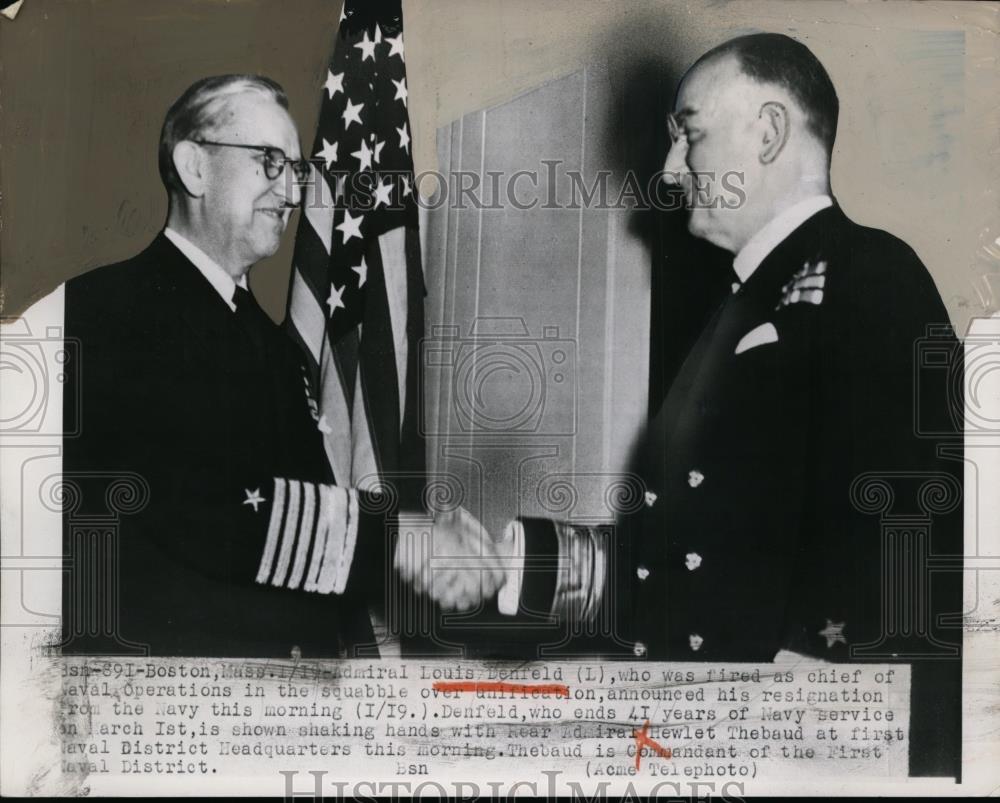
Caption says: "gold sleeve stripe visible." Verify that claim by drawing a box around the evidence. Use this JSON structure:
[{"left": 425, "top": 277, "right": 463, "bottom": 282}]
[
  {"left": 287, "top": 480, "right": 317, "bottom": 590},
  {"left": 332, "top": 488, "right": 360, "bottom": 594},
  {"left": 551, "top": 523, "right": 572, "bottom": 617},
  {"left": 271, "top": 479, "right": 302, "bottom": 587},
  {"left": 588, "top": 528, "right": 606, "bottom": 621},
  {"left": 317, "top": 485, "right": 348, "bottom": 594},
  {"left": 303, "top": 482, "right": 331, "bottom": 592},
  {"left": 256, "top": 478, "right": 287, "bottom": 585},
  {"left": 258, "top": 479, "right": 359, "bottom": 595},
  {"left": 580, "top": 527, "right": 594, "bottom": 620},
  {"left": 551, "top": 522, "right": 600, "bottom": 622}
]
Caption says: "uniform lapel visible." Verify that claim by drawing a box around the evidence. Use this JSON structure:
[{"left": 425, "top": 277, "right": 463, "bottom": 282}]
[
  {"left": 645, "top": 204, "right": 847, "bottom": 473},
  {"left": 649, "top": 297, "right": 730, "bottom": 461},
  {"left": 147, "top": 234, "right": 242, "bottom": 349}
]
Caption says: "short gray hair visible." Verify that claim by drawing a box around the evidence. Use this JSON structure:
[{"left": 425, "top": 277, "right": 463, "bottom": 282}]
[
  {"left": 158, "top": 74, "right": 289, "bottom": 195},
  {"left": 692, "top": 34, "right": 839, "bottom": 157}
]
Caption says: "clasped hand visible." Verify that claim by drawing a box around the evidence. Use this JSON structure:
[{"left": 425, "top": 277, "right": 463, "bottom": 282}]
[{"left": 394, "top": 507, "right": 508, "bottom": 611}]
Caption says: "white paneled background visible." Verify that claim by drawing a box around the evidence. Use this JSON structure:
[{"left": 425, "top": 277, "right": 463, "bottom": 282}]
[{"left": 420, "top": 66, "right": 651, "bottom": 538}]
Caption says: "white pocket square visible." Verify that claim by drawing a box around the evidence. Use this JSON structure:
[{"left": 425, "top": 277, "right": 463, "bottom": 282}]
[{"left": 735, "top": 322, "right": 778, "bottom": 355}]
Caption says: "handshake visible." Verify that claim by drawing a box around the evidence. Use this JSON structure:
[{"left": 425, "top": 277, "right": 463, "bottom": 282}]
[{"left": 393, "top": 507, "right": 518, "bottom": 613}]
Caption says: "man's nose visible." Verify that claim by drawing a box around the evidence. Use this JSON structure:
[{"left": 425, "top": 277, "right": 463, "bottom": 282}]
[
  {"left": 277, "top": 166, "right": 303, "bottom": 209},
  {"left": 661, "top": 141, "right": 689, "bottom": 186}
]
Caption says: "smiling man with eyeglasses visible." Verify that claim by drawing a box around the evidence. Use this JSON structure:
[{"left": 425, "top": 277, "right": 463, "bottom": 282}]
[
  {"left": 160, "top": 76, "right": 308, "bottom": 280},
  {"left": 57, "top": 75, "right": 393, "bottom": 658}
]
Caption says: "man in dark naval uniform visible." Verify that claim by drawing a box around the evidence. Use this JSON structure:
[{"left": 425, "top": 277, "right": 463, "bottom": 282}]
[
  {"left": 59, "top": 75, "right": 497, "bottom": 658},
  {"left": 400, "top": 33, "right": 963, "bottom": 776}
]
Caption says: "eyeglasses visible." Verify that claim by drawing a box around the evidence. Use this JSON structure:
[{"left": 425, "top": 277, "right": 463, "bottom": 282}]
[
  {"left": 666, "top": 113, "right": 685, "bottom": 145},
  {"left": 192, "top": 140, "right": 312, "bottom": 183}
]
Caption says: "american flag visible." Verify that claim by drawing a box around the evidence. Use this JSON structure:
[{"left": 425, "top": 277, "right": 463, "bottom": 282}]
[{"left": 287, "top": 0, "right": 425, "bottom": 502}]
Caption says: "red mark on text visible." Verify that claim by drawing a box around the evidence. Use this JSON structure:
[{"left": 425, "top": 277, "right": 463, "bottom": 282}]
[
  {"left": 633, "top": 719, "right": 671, "bottom": 769},
  {"left": 431, "top": 681, "right": 570, "bottom": 697}
]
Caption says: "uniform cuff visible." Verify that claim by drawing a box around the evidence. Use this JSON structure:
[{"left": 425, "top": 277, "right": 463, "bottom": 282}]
[
  {"left": 514, "top": 517, "right": 561, "bottom": 616},
  {"left": 252, "top": 478, "right": 360, "bottom": 594}
]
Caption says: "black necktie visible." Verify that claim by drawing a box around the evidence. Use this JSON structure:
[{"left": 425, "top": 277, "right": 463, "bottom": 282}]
[{"left": 232, "top": 285, "right": 269, "bottom": 361}]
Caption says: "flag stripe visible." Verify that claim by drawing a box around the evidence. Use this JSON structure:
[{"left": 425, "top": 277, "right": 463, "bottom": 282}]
[
  {"left": 318, "top": 486, "right": 348, "bottom": 593},
  {"left": 357, "top": 233, "right": 400, "bottom": 481},
  {"left": 289, "top": 271, "right": 328, "bottom": 366},
  {"left": 318, "top": 348, "right": 353, "bottom": 487},
  {"left": 331, "top": 326, "right": 360, "bottom": 412},
  {"left": 351, "top": 361, "right": 380, "bottom": 488},
  {"left": 294, "top": 212, "right": 335, "bottom": 305},
  {"left": 288, "top": 276, "right": 362, "bottom": 486},
  {"left": 286, "top": 319, "right": 320, "bottom": 388},
  {"left": 378, "top": 226, "right": 409, "bottom": 428},
  {"left": 334, "top": 488, "right": 361, "bottom": 594},
  {"left": 303, "top": 163, "right": 336, "bottom": 255}
]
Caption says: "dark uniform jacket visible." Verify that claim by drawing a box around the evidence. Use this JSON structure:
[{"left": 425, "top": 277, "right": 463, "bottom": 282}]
[
  {"left": 518, "top": 203, "right": 962, "bottom": 664},
  {"left": 60, "top": 234, "right": 391, "bottom": 658}
]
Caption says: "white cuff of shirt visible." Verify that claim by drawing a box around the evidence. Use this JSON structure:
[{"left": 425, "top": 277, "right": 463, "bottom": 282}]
[{"left": 497, "top": 519, "right": 525, "bottom": 616}]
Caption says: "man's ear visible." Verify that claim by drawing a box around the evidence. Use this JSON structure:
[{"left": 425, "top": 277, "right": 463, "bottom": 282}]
[
  {"left": 172, "top": 141, "right": 207, "bottom": 197},
  {"left": 758, "top": 101, "right": 789, "bottom": 165}
]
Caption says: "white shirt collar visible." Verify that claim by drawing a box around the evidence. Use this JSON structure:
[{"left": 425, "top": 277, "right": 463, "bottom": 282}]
[
  {"left": 163, "top": 227, "right": 248, "bottom": 312},
  {"left": 732, "top": 195, "right": 833, "bottom": 285}
]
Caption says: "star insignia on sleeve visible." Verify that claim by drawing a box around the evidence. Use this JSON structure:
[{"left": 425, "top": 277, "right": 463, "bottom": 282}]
[
  {"left": 327, "top": 284, "right": 346, "bottom": 315},
  {"left": 401, "top": 175, "right": 412, "bottom": 197},
  {"left": 372, "top": 136, "right": 385, "bottom": 164},
  {"left": 818, "top": 619, "right": 846, "bottom": 648},
  {"left": 342, "top": 98, "right": 365, "bottom": 129},
  {"left": 352, "top": 256, "right": 368, "bottom": 287},
  {"left": 316, "top": 137, "right": 339, "bottom": 169},
  {"left": 324, "top": 70, "right": 344, "bottom": 99},
  {"left": 243, "top": 488, "right": 266, "bottom": 513},
  {"left": 336, "top": 209, "right": 363, "bottom": 243}
]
